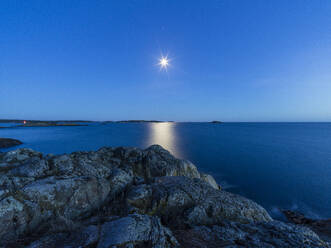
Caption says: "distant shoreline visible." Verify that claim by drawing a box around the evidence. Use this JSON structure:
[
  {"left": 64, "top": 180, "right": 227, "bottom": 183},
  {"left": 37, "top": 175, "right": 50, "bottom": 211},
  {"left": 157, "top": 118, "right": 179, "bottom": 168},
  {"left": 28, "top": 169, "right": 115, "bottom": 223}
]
[
  {"left": 0, "top": 119, "right": 93, "bottom": 123},
  {"left": 0, "top": 119, "right": 224, "bottom": 124},
  {"left": 0, "top": 120, "right": 88, "bottom": 128}
]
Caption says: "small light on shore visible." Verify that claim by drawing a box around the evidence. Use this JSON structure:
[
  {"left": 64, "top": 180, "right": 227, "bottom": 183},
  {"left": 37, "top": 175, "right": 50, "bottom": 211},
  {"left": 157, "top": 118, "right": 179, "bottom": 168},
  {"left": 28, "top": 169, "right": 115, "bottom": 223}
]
[{"left": 23, "top": 120, "right": 26, "bottom": 125}]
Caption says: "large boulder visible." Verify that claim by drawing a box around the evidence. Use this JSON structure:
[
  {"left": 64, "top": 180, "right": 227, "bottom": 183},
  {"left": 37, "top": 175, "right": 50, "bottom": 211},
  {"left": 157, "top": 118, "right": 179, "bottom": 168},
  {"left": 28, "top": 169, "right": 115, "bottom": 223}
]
[
  {"left": 97, "top": 214, "right": 179, "bottom": 248},
  {"left": 126, "top": 176, "right": 272, "bottom": 228},
  {"left": 140, "top": 145, "right": 201, "bottom": 179},
  {"left": 109, "top": 145, "right": 220, "bottom": 189},
  {"left": 21, "top": 176, "right": 111, "bottom": 220}
]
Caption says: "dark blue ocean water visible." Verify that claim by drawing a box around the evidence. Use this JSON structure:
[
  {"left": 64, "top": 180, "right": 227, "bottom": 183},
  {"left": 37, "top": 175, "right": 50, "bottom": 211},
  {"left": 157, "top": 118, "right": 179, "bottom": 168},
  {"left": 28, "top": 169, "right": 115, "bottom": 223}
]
[{"left": 1, "top": 122, "right": 331, "bottom": 219}]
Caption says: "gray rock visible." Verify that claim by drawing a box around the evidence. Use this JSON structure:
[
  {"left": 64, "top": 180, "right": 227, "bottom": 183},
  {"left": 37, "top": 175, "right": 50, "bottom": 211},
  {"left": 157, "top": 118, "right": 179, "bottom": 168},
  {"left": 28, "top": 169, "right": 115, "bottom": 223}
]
[
  {"left": 141, "top": 145, "right": 201, "bottom": 179},
  {"left": 199, "top": 172, "right": 221, "bottom": 190},
  {"left": 21, "top": 176, "right": 111, "bottom": 221},
  {"left": 8, "top": 157, "right": 50, "bottom": 178},
  {"left": 0, "top": 176, "right": 112, "bottom": 243},
  {"left": 127, "top": 176, "right": 272, "bottom": 228},
  {"left": 174, "top": 220, "right": 330, "bottom": 248},
  {"left": 97, "top": 214, "right": 179, "bottom": 248},
  {"left": 50, "top": 154, "right": 75, "bottom": 175},
  {"left": 0, "top": 148, "right": 42, "bottom": 165},
  {"left": 108, "top": 168, "right": 133, "bottom": 200},
  {"left": 0, "top": 175, "right": 34, "bottom": 200},
  {"left": 111, "top": 145, "right": 220, "bottom": 189},
  {"left": 0, "top": 196, "right": 29, "bottom": 244}
]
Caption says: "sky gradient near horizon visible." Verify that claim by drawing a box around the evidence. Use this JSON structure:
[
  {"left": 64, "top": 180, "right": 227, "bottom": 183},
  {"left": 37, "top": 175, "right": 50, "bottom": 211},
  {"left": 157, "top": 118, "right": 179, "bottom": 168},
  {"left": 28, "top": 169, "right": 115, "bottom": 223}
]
[{"left": 1, "top": 0, "right": 331, "bottom": 121}]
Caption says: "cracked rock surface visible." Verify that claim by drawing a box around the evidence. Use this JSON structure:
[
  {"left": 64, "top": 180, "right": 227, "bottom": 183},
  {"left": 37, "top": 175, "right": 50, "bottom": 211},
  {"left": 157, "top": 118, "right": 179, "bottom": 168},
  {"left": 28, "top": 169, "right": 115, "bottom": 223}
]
[{"left": 0, "top": 145, "right": 329, "bottom": 247}]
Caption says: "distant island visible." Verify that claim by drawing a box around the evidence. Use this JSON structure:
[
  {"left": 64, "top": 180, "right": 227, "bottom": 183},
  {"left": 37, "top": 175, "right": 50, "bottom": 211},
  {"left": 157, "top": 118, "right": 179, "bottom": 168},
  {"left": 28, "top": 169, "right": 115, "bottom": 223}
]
[
  {"left": 15, "top": 122, "right": 88, "bottom": 127},
  {"left": 0, "top": 119, "right": 93, "bottom": 123},
  {"left": 0, "top": 119, "right": 225, "bottom": 126},
  {"left": 0, "top": 120, "right": 89, "bottom": 128}
]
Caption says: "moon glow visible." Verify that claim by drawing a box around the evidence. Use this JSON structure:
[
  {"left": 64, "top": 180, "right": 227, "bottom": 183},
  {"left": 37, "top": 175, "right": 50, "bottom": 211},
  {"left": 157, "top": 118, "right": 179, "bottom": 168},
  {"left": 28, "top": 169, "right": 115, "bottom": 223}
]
[{"left": 159, "top": 56, "right": 169, "bottom": 70}]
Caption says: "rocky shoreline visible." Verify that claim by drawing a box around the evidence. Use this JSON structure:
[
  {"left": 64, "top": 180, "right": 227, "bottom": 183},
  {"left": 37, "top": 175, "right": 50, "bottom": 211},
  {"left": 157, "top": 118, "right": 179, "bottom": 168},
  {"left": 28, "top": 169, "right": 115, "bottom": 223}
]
[{"left": 0, "top": 145, "right": 329, "bottom": 247}]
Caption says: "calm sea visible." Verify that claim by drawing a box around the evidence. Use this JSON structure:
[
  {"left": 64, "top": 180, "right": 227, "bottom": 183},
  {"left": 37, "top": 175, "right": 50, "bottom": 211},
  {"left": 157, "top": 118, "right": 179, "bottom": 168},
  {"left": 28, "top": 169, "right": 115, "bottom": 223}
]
[{"left": 1, "top": 122, "right": 331, "bottom": 220}]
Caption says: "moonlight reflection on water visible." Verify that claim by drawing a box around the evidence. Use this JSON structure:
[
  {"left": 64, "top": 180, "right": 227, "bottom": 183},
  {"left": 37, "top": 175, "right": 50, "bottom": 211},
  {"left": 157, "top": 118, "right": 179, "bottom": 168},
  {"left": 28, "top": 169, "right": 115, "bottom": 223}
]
[
  {"left": 147, "top": 122, "right": 180, "bottom": 157},
  {"left": 1, "top": 122, "right": 331, "bottom": 218}
]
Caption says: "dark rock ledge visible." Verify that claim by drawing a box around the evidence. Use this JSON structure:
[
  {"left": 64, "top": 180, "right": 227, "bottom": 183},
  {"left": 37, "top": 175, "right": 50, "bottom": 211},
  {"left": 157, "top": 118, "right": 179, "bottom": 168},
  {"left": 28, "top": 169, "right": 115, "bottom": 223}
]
[
  {"left": 0, "top": 145, "right": 329, "bottom": 247},
  {"left": 0, "top": 138, "right": 22, "bottom": 149}
]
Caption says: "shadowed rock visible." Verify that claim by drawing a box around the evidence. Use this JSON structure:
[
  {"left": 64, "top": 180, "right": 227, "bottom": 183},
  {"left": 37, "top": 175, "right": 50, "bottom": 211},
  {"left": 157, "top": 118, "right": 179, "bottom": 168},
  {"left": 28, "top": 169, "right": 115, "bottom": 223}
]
[
  {"left": 0, "top": 138, "right": 22, "bottom": 149},
  {"left": 283, "top": 210, "right": 331, "bottom": 243},
  {"left": 174, "top": 220, "right": 327, "bottom": 248},
  {"left": 97, "top": 214, "right": 179, "bottom": 248}
]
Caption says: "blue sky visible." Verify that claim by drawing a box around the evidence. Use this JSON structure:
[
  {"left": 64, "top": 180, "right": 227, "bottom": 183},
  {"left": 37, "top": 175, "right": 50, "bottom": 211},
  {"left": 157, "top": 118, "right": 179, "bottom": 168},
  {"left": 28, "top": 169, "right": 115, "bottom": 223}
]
[{"left": 1, "top": 0, "right": 331, "bottom": 121}]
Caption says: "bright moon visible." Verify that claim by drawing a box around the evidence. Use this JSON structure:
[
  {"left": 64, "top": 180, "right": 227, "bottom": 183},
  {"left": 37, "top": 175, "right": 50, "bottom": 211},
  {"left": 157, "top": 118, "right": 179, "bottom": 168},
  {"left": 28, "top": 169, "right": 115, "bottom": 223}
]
[{"left": 159, "top": 56, "right": 169, "bottom": 70}]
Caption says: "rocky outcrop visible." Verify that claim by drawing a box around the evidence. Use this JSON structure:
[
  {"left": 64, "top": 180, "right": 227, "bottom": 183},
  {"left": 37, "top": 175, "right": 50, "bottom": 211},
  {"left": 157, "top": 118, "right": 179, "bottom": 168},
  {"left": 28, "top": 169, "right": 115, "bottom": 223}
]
[
  {"left": 0, "top": 145, "right": 329, "bottom": 247},
  {"left": 0, "top": 138, "right": 22, "bottom": 149},
  {"left": 25, "top": 214, "right": 179, "bottom": 248},
  {"left": 126, "top": 176, "right": 271, "bottom": 228},
  {"left": 174, "top": 220, "right": 326, "bottom": 248},
  {"left": 283, "top": 210, "right": 331, "bottom": 243}
]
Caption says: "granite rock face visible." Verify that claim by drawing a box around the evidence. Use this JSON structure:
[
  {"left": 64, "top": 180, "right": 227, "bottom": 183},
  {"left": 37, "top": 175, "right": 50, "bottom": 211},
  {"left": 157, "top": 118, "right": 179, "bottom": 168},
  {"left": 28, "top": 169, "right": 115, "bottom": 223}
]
[{"left": 0, "top": 145, "right": 329, "bottom": 247}]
